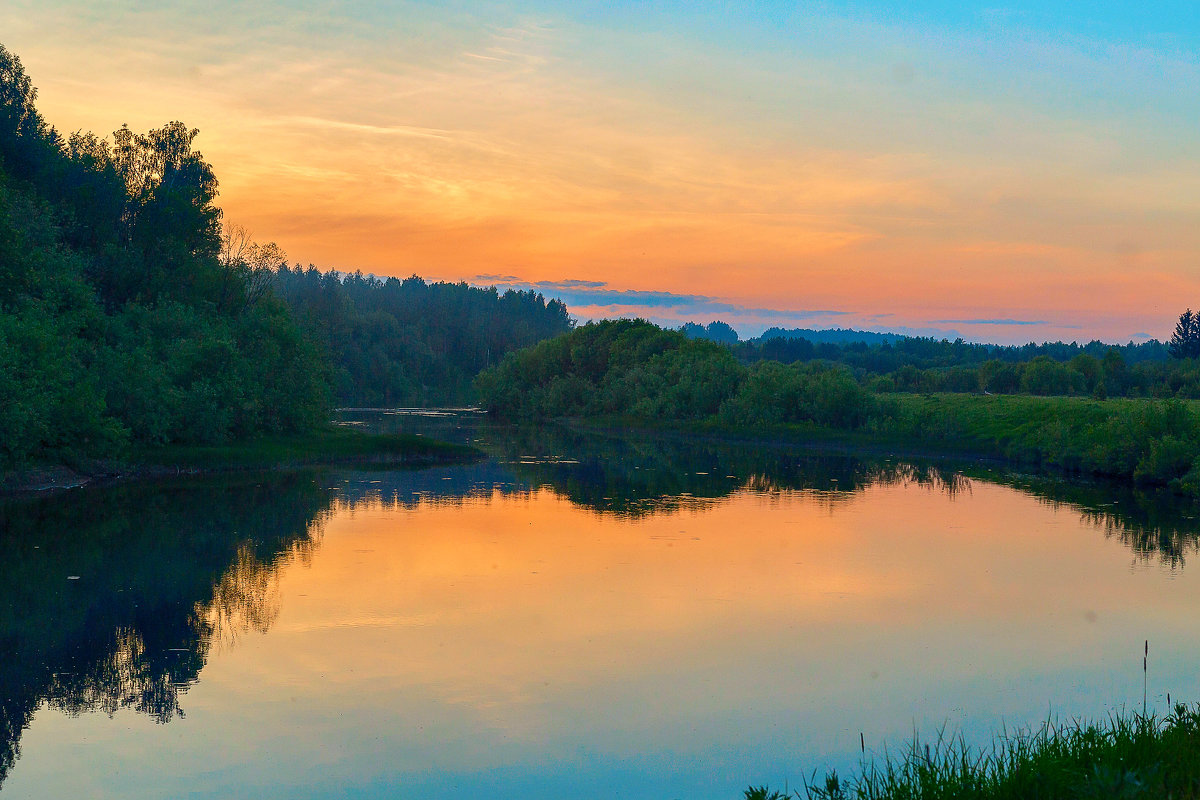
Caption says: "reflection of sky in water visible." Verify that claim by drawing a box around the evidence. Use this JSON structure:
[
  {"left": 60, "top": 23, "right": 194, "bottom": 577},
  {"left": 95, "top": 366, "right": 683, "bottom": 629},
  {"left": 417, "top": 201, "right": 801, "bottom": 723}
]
[{"left": 6, "top": 467, "right": 1200, "bottom": 800}]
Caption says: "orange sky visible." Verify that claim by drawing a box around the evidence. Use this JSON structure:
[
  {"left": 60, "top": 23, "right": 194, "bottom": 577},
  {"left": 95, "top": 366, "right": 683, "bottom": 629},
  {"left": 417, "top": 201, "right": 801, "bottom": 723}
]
[{"left": 3, "top": 2, "right": 1198, "bottom": 341}]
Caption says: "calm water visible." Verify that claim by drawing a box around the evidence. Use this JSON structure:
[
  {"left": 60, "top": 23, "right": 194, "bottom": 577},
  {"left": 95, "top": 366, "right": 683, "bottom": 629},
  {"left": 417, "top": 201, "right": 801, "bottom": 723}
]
[{"left": 3, "top": 410, "right": 1200, "bottom": 799}]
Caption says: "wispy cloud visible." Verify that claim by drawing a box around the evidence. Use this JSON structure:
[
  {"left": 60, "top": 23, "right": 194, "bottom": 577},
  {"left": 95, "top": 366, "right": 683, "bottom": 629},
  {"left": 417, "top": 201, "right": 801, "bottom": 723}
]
[
  {"left": 476, "top": 275, "right": 607, "bottom": 289},
  {"left": 473, "top": 276, "right": 854, "bottom": 320},
  {"left": 276, "top": 116, "right": 458, "bottom": 140},
  {"left": 933, "top": 318, "right": 1052, "bottom": 326}
]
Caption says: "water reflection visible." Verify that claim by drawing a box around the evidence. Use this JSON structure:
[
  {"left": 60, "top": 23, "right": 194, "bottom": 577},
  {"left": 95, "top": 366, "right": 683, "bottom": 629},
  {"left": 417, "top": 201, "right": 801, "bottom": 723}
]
[
  {"left": 0, "top": 474, "right": 331, "bottom": 787},
  {"left": 4, "top": 413, "right": 1200, "bottom": 796},
  {"left": 338, "top": 410, "right": 1200, "bottom": 563},
  {"left": 997, "top": 473, "right": 1200, "bottom": 567}
]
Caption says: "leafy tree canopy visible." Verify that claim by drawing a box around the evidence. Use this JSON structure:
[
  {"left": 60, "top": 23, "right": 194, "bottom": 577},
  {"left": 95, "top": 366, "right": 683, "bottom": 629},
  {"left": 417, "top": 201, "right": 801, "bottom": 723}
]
[{"left": 0, "top": 42, "right": 329, "bottom": 468}]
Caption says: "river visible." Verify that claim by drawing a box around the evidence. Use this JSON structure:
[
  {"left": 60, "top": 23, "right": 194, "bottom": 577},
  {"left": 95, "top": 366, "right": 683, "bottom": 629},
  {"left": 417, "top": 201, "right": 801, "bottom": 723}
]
[{"left": 2, "top": 410, "right": 1198, "bottom": 799}]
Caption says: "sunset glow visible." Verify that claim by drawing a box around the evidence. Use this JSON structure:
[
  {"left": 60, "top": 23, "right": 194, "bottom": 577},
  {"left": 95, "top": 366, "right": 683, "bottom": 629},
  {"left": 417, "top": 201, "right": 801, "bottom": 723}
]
[{"left": 6, "top": 2, "right": 1199, "bottom": 341}]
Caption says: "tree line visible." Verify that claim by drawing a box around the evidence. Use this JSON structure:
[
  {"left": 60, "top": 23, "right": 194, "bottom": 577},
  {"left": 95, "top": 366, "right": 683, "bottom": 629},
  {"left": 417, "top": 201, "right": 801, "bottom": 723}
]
[
  {"left": 682, "top": 320, "right": 1172, "bottom": 369},
  {"left": 271, "top": 266, "right": 571, "bottom": 407},
  {"left": 676, "top": 319, "right": 1199, "bottom": 400},
  {"left": 484, "top": 315, "right": 1200, "bottom": 416}
]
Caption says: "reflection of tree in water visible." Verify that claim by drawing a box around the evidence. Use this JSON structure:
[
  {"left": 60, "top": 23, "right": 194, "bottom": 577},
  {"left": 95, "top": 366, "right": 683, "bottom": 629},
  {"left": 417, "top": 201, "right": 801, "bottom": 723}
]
[
  {"left": 994, "top": 473, "right": 1200, "bottom": 568},
  {"left": 0, "top": 473, "right": 332, "bottom": 787},
  {"left": 468, "top": 423, "right": 976, "bottom": 517},
  {"left": 492, "top": 425, "right": 1200, "bottom": 566},
  {"left": 1093, "top": 513, "right": 1199, "bottom": 568},
  {"left": 205, "top": 541, "right": 288, "bottom": 652},
  {"left": 332, "top": 422, "right": 994, "bottom": 520},
  {"left": 742, "top": 460, "right": 972, "bottom": 503},
  {"left": 45, "top": 627, "right": 185, "bottom": 723},
  {"left": 335, "top": 416, "right": 1200, "bottom": 569}
]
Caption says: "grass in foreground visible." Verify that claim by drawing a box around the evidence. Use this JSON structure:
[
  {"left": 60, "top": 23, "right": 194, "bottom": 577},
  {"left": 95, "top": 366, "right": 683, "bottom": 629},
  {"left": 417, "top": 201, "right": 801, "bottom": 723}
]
[
  {"left": 135, "top": 424, "right": 479, "bottom": 471},
  {"left": 748, "top": 705, "right": 1200, "bottom": 800}
]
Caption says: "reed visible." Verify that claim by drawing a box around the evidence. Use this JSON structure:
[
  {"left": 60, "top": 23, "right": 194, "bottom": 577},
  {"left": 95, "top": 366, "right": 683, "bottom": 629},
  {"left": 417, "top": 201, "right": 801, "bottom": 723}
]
[{"left": 748, "top": 704, "right": 1200, "bottom": 800}]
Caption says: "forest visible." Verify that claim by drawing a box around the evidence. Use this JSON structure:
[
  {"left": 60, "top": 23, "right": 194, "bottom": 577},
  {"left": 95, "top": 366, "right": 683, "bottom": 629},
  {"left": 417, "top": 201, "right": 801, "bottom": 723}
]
[
  {"left": 7, "top": 33, "right": 1200, "bottom": 489},
  {"left": 0, "top": 44, "right": 329, "bottom": 469},
  {"left": 271, "top": 266, "right": 570, "bottom": 407}
]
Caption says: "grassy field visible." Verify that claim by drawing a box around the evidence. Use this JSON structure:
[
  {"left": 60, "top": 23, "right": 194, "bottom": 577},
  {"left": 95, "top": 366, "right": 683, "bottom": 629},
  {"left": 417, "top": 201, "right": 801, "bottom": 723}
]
[{"left": 747, "top": 705, "right": 1200, "bottom": 799}]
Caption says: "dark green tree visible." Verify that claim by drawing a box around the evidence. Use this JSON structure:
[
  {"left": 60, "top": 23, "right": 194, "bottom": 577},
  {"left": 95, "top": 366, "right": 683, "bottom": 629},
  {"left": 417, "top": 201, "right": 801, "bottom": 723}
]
[
  {"left": 106, "top": 121, "right": 224, "bottom": 305},
  {"left": 272, "top": 267, "right": 572, "bottom": 406},
  {"left": 0, "top": 41, "right": 332, "bottom": 466},
  {"left": 1169, "top": 309, "right": 1200, "bottom": 359}
]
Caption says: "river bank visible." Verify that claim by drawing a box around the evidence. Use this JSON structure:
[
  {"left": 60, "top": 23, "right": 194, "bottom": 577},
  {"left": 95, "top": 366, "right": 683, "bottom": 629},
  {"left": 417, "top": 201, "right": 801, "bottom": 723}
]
[
  {"left": 0, "top": 425, "right": 480, "bottom": 494},
  {"left": 557, "top": 392, "right": 1200, "bottom": 498}
]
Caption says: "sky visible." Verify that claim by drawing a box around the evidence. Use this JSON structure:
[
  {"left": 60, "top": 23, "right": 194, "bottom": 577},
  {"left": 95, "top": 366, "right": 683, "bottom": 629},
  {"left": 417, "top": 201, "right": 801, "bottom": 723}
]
[{"left": 3, "top": 1, "right": 1199, "bottom": 343}]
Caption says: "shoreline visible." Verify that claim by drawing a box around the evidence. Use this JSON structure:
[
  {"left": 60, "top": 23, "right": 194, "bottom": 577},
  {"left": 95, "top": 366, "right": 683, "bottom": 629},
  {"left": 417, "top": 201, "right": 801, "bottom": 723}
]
[
  {"left": 560, "top": 414, "right": 1011, "bottom": 465},
  {"left": 0, "top": 426, "right": 482, "bottom": 495},
  {"left": 550, "top": 393, "right": 1200, "bottom": 499},
  {"left": 748, "top": 704, "right": 1200, "bottom": 800}
]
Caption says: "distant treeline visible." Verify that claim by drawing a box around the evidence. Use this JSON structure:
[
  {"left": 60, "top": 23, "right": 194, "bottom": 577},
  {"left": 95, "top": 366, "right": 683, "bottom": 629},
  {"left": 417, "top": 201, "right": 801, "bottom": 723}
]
[
  {"left": 682, "top": 323, "right": 908, "bottom": 347},
  {"left": 738, "top": 329, "right": 1168, "bottom": 367},
  {"left": 739, "top": 340, "right": 1190, "bottom": 399},
  {"left": 683, "top": 321, "right": 1170, "bottom": 365},
  {"left": 475, "top": 319, "right": 1200, "bottom": 493},
  {"left": 678, "top": 321, "right": 1187, "bottom": 399},
  {"left": 0, "top": 44, "right": 328, "bottom": 468},
  {"left": 685, "top": 320, "right": 1168, "bottom": 357},
  {"left": 756, "top": 326, "right": 906, "bottom": 346},
  {"left": 272, "top": 267, "right": 571, "bottom": 407}
]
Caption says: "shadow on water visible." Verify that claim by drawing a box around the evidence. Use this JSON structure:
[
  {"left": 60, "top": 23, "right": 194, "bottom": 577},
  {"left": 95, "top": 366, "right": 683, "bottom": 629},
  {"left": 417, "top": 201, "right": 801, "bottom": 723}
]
[{"left": 0, "top": 472, "right": 334, "bottom": 788}]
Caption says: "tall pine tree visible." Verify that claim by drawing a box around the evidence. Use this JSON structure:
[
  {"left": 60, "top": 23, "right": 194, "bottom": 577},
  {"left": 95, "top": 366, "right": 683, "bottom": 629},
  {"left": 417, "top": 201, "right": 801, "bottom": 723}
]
[{"left": 1169, "top": 309, "right": 1200, "bottom": 359}]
